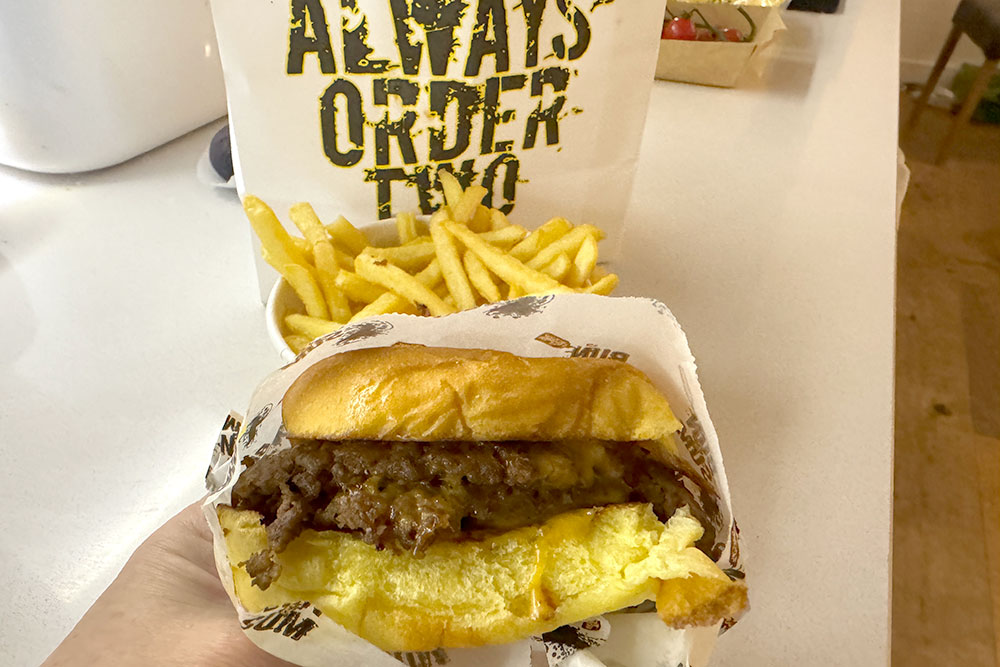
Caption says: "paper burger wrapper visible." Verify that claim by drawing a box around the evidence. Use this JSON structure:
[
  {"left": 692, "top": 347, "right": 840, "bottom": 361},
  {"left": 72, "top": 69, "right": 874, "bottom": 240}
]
[
  {"left": 203, "top": 294, "right": 746, "bottom": 667},
  {"left": 208, "top": 1, "right": 667, "bottom": 299}
]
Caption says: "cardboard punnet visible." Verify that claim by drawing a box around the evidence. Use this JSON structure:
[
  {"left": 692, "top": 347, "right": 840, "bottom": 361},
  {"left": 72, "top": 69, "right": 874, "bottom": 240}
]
[{"left": 656, "top": 2, "right": 785, "bottom": 88}]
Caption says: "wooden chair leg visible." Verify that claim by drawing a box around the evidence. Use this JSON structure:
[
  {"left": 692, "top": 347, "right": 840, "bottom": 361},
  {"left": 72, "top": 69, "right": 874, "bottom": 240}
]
[
  {"left": 936, "top": 58, "right": 1000, "bottom": 164},
  {"left": 905, "top": 24, "right": 963, "bottom": 136}
]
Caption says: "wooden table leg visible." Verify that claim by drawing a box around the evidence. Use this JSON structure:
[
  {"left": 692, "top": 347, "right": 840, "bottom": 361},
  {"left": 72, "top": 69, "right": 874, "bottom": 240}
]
[
  {"left": 905, "top": 24, "right": 963, "bottom": 136},
  {"left": 936, "top": 58, "right": 1000, "bottom": 164}
]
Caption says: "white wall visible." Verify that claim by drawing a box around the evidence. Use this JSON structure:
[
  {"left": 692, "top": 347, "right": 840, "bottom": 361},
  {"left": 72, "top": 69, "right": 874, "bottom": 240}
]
[{"left": 900, "top": 0, "right": 986, "bottom": 85}]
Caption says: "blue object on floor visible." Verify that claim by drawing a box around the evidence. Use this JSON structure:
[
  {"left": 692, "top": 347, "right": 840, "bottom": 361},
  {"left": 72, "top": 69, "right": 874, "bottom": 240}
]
[{"left": 209, "top": 125, "right": 234, "bottom": 181}]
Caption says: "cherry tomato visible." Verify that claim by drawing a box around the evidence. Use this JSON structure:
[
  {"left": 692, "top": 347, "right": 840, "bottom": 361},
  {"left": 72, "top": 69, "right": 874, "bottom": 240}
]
[
  {"left": 724, "top": 28, "right": 744, "bottom": 42},
  {"left": 663, "top": 17, "right": 697, "bottom": 41}
]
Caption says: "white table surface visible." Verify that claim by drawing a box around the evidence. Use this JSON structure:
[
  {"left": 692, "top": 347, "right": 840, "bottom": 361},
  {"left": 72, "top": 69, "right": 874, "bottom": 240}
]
[{"left": 0, "top": 0, "right": 898, "bottom": 664}]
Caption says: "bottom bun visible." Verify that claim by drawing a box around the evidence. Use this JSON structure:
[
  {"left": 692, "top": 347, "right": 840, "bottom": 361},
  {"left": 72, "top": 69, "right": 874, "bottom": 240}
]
[{"left": 218, "top": 503, "right": 746, "bottom": 652}]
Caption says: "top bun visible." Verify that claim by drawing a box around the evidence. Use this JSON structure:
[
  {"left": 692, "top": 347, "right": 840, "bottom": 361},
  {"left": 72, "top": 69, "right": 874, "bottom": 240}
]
[{"left": 282, "top": 344, "right": 683, "bottom": 442}]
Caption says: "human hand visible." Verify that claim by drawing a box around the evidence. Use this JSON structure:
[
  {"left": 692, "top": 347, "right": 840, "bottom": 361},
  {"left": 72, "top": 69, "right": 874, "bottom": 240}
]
[{"left": 43, "top": 501, "right": 295, "bottom": 667}]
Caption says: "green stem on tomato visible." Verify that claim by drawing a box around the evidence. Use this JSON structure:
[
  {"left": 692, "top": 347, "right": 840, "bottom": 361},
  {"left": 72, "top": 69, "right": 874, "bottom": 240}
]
[
  {"left": 738, "top": 7, "right": 758, "bottom": 42},
  {"left": 664, "top": 2, "right": 695, "bottom": 21},
  {"left": 689, "top": 8, "right": 724, "bottom": 40}
]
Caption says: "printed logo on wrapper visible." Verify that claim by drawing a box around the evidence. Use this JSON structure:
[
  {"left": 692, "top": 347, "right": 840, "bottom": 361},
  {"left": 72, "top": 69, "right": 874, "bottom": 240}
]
[
  {"left": 678, "top": 414, "right": 716, "bottom": 488},
  {"left": 728, "top": 521, "right": 743, "bottom": 571},
  {"left": 327, "top": 319, "right": 396, "bottom": 346},
  {"left": 391, "top": 649, "right": 450, "bottom": 666},
  {"left": 202, "top": 294, "right": 747, "bottom": 667},
  {"left": 242, "top": 601, "right": 322, "bottom": 641},
  {"left": 246, "top": 408, "right": 291, "bottom": 462},
  {"left": 240, "top": 404, "right": 274, "bottom": 450},
  {"left": 533, "top": 332, "right": 572, "bottom": 348},
  {"left": 289, "top": 320, "right": 398, "bottom": 363},
  {"left": 206, "top": 411, "right": 243, "bottom": 493},
  {"left": 534, "top": 332, "right": 629, "bottom": 362},
  {"left": 486, "top": 295, "right": 554, "bottom": 319},
  {"left": 537, "top": 617, "right": 610, "bottom": 666}
]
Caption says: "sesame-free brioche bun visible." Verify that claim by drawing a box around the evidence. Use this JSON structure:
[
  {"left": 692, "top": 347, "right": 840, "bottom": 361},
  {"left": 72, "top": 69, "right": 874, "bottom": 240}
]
[
  {"left": 281, "top": 344, "right": 683, "bottom": 442},
  {"left": 218, "top": 504, "right": 746, "bottom": 652}
]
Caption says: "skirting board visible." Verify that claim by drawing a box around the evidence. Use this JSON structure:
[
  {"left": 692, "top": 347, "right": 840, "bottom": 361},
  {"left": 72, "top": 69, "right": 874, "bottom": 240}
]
[{"left": 900, "top": 58, "right": 963, "bottom": 88}]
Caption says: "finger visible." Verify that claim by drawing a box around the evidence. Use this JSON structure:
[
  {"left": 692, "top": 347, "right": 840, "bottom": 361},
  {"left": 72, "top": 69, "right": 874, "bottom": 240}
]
[
  {"left": 178, "top": 499, "right": 215, "bottom": 544},
  {"left": 138, "top": 499, "right": 217, "bottom": 576},
  {"left": 175, "top": 500, "right": 219, "bottom": 575}
]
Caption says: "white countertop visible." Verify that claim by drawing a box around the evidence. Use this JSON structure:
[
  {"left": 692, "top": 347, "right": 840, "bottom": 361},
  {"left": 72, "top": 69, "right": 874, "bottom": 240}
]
[{"left": 0, "top": 0, "right": 898, "bottom": 664}]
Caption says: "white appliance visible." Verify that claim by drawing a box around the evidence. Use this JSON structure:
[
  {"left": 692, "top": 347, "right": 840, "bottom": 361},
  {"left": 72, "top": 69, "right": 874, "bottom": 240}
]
[{"left": 0, "top": 0, "right": 227, "bottom": 174}]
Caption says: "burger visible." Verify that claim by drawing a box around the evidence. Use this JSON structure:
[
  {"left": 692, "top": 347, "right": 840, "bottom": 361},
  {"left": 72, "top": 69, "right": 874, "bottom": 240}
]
[{"left": 216, "top": 344, "right": 746, "bottom": 651}]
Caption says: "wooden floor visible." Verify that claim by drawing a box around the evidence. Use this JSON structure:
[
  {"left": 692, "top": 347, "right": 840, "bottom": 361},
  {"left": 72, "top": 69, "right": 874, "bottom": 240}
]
[{"left": 895, "top": 95, "right": 1000, "bottom": 666}]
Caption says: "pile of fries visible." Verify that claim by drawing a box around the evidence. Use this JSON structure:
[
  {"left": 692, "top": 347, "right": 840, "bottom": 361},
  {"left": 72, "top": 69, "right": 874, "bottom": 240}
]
[{"left": 243, "top": 171, "right": 618, "bottom": 354}]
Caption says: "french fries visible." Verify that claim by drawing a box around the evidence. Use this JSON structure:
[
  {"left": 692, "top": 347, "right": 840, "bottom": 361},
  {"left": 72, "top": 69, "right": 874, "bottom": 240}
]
[
  {"left": 395, "top": 212, "right": 422, "bottom": 244},
  {"left": 284, "top": 334, "right": 311, "bottom": 355},
  {"left": 478, "top": 226, "right": 527, "bottom": 248},
  {"left": 443, "top": 221, "right": 570, "bottom": 295},
  {"left": 244, "top": 196, "right": 310, "bottom": 268},
  {"left": 285, "top": 313, "right": 342, "bottom": 340},
  {"left": 364, "top": 243, "right": 437, "bottom": 271},
  {"left": 568, "top": 233, "right": 599, "bottom": 288},
  {"left": 490, "top": 209, "right": 511, "bottom": 230},
  {"left": 470, "top": 204, "right": 492, "bottom": 233},
  {"left": 463, "top": 251, "right": 501, "bottom": 303},
  {"left": 540, "top": 253, "right": 572, "bottom": 282},
  {"left": 348, "top": 293, "right": 416, "bottom": 322},
  {"left": 242, "top": 173, "right": 619, "bottom": 355},
  {"left": 355, "top": 253, "right": 455, "bottom": 317},
  {"left": 430, "top": 221, "right": 477, "bottom": 311},
  {"left": 289, "top": 203, "right": 351, "bottom": 322},
  {"left": 334, "top": 270, "right": 386, "bottom": 303},
  {"left": 363, "top": 227, "right": 524, "bottom": 269},
  {"left": 438, "top": 170, "right": 465, "bottom": 210},
  {"left": 585, "top": 273, "right": 619, "bottom": 295},
  {"left": 526, "top": 224, "right": 604, "bottom": 271},
  {"left": 453, "top": 186, "right": 488, "bottom": 226},
  {"left": 282, "top": 263, "right": 328, "bottom": 319},
  {"left": 508, "top": 217, "right": 573, "bottom": 262},
  {"left": 325, "top": 215, "right": 369, "bottom": 255}
]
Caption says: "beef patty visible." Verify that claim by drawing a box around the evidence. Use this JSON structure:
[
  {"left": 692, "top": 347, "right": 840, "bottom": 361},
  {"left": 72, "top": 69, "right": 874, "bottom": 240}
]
[{"left": 230, "top": 439, "right": 717, "bottom": 589}]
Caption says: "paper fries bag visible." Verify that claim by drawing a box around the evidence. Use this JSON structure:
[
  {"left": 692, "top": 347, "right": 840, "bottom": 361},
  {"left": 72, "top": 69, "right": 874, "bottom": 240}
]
[
  {"left": 209, "top": 0, "right": 666, "bottom": 298},
  {"left": 203, "top": 294, "right": 746, "bottom": 667}
]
